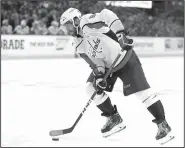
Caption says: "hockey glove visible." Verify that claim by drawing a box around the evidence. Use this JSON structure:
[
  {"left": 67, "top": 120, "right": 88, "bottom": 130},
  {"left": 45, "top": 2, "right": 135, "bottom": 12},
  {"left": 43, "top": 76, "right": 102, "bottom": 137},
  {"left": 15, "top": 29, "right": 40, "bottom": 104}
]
[
  {"left": 95, "top": 78, "right": 107, "bottom": 95},
  {"left": 116, "top": 30, "right": 134, "bottom": 51},
  {"left": 92, "top": 71, "right": 107, "bottom": 95}
]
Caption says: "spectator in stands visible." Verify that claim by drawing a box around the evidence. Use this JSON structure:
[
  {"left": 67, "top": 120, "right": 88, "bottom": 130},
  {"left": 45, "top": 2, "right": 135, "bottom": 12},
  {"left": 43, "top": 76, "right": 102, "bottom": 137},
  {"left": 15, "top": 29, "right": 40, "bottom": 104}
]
[
  {"left": 48, "top": 21, "right": 60, "bottom": 35},
  {"left": 1, "top": 0, "right": 183, "bottom": 37},
  {"left": 1, "top": 19, "right": 13, "bottom": 34},
  {"left": 30, "top": 21, "right": 40, "bottom": 34},
  {"left": 58, "top": 27, "right": 66, "bottom": 35},
  {"left": 10, "top": 9, "right": 20, "bottom": 29},
  {"left": 30, "top": 20, "right": 48, "bottom": 35},
  {"left": 39, "top": 20, "right": 48, "bottom": 35},
  {"left": 14, "top": 20, "right": 30, "bottom": 35},
  {"left": 27, "top": 13, "right": 39, "bottom": 29}
]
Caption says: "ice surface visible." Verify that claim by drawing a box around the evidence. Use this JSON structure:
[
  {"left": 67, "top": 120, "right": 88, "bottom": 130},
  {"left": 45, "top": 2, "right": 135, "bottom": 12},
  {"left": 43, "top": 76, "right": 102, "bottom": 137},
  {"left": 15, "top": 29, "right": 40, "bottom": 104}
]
[{"left": 1, "top": 57, "right": 184, "bottom": 147}]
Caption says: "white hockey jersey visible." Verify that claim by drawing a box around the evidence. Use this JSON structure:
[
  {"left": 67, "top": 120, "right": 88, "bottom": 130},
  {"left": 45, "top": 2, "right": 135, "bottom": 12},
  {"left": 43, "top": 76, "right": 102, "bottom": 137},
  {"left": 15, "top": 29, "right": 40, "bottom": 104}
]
[{"left": 73, "top": 9, "right": 132, "bottom": 73}]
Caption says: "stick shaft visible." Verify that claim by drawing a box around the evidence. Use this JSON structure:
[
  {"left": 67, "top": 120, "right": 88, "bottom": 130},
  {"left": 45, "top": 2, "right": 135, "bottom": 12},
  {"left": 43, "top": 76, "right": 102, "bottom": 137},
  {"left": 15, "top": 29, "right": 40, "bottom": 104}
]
[{"left": 49, "top": 51, "right": 124, "bottom": 137}]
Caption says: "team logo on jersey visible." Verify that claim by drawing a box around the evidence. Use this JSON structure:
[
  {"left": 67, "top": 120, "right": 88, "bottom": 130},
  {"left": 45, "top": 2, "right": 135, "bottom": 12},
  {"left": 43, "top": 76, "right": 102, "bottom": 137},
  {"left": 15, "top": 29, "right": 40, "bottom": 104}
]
[{"left": 87, "top": 38, "right": 102, "bottom": 58}]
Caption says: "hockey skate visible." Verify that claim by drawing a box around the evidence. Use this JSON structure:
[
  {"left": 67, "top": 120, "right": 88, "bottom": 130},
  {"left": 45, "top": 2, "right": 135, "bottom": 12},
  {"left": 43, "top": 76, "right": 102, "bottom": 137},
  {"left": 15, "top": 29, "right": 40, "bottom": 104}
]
[
  {"left": 101, "top": 105, "right": 126, "bottom": 138},
  {"left": 153, "top": 119, "right": 175, "bottom": 145}
]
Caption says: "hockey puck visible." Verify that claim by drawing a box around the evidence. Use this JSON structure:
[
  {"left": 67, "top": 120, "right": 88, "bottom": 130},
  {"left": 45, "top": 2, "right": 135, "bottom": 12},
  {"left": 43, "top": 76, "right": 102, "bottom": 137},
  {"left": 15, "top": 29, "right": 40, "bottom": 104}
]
[{"left": 52, "top": 138, "right": 59, "bottom": 141}]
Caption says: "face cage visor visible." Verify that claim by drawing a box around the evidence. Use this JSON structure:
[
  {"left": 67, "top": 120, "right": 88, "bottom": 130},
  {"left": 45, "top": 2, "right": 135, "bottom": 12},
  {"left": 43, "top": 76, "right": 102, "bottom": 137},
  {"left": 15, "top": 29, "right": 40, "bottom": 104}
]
[{"left": 62, "top": 17, "right": 79, "bottom": 35}]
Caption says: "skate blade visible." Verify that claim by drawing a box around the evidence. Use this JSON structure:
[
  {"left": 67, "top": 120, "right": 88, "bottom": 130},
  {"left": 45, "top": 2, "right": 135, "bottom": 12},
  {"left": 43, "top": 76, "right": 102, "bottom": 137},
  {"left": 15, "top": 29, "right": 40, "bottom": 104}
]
[
  {"left": 158, "top": 131, "right": 175, "bottom": 145},
  {"left": 103, "top": 123, "right": 126, "bottom": 138}
]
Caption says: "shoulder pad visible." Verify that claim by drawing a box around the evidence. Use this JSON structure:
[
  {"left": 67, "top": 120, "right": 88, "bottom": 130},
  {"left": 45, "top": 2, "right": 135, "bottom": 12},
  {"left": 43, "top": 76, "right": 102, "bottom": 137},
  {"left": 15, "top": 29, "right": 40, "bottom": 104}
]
[
  {"left": 79, "top": 14, "right": 90, "bottom": 30},
  {"left": 80, "top": 13, "right": 101, "bottom": 30}
]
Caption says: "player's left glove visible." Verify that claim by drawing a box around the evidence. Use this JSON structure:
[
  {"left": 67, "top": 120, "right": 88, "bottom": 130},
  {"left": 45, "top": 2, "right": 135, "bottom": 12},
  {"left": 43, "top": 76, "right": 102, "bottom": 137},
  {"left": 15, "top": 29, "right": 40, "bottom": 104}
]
[
  {"left": 95, "top": 78, "right": 107, "bottom": 94},
  {"left": 116, "top": 30, "right": 134, "bottom": 51},
  {"left": 93, "top": 71, "right": 107, "bottom": 95}
]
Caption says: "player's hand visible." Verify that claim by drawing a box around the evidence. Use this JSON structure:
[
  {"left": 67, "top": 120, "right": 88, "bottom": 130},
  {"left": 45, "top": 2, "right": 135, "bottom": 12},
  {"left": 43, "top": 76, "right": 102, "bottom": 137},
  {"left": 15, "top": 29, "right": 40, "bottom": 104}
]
[
  {"left": 92, "top": 70, "right": 106, "bottom": 94},
  {"left": 116, "top": 30, "right": 134, "bottom": 51},
  {"left": 95, "top": 78, "right": 107, "bottom": 95}
]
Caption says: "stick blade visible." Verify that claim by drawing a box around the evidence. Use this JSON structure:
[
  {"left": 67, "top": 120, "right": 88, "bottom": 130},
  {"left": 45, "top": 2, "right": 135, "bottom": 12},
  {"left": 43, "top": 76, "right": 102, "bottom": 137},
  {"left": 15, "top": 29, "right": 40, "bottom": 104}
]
[
  {"left": 49, "top": 130, "right": 64, "bottom": 137},
  {"left": 49, "top": 127, "right": 73, "bottom": 137}
]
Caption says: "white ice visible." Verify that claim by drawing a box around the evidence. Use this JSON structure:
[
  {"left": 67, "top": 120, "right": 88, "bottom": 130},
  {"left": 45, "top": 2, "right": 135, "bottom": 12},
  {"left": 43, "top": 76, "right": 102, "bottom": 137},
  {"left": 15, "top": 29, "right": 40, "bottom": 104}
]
[{"left": 1, "top": 57, "right": 184, "bottom": 147}]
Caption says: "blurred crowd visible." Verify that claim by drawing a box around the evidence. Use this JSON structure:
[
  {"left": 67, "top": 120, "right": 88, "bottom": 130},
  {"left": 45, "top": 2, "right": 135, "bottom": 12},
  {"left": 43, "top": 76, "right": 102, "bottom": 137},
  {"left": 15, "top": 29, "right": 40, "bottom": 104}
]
[
  {"left": 1, "top": 1, "right": 66, "bottom": 35},
  {"left": 1, "top": 0, "right": 184, "bottom": 37}
]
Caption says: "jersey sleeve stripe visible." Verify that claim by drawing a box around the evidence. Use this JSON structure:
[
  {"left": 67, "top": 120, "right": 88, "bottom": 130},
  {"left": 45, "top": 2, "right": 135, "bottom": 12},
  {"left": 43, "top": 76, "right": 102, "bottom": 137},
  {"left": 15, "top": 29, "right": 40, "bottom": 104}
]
[
  {"left": 79, "top": 53, "right": 96, "bottom": 68},
  {"left": 82, "top": 21, "right": 105, "bottom": 30},
  {"left": 109, "top": 19, "right": 120, "bottom": 28},
  {"left": 103, "top": 30, "right": 118, "bottom": 42}
]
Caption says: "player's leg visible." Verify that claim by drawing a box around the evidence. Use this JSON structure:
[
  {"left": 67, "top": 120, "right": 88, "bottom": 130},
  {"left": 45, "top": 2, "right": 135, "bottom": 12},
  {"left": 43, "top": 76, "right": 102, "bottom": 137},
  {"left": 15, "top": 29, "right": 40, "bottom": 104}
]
[
  {"left": 134, "top": 89, "right": 174, "bottom": 144},
  {"left": 86, "top": 72, "right": 126, "bottom": 137},
  {"left": 118, "top": 50, "right": 174, "bottom": 144}
]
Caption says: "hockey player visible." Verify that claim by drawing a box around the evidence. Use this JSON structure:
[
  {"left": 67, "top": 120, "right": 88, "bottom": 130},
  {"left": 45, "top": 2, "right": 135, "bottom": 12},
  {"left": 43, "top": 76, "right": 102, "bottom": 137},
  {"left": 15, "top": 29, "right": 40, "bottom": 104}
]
[{"left": 60, "top": 8, "right": 174, "bottom": 144}]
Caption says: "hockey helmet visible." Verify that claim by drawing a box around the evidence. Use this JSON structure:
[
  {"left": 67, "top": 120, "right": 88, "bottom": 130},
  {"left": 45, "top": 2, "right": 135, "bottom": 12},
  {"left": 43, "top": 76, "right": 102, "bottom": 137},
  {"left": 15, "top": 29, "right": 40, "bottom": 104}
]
[{"left": 60, "top": 8, "right": 81, "bottom": 28}]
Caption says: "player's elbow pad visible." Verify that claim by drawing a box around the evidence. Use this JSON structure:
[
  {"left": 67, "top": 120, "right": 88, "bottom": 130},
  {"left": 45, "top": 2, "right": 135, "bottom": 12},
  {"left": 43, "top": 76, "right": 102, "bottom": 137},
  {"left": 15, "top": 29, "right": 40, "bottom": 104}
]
[
  {"left": 110, "top": 19, "right": 125, "bottom": 34},
  {"left": 100, "top": 9, "right": 125, "bottom": 34}
]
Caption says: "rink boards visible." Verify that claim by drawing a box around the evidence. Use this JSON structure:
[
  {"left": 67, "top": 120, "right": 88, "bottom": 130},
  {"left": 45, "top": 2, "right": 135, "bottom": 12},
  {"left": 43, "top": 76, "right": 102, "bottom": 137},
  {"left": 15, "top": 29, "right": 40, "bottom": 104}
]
[{"left": 1, "top": 35, "right": 184, "bottom": 59}]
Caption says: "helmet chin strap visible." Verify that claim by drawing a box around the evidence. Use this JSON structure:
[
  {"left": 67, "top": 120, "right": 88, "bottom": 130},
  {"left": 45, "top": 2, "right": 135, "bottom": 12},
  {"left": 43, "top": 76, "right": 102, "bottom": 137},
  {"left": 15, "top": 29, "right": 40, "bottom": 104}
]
[
  {"left": 72, "top": 17, "right": 80, "bottom": 36},
  {"left": 76, "top": 27, "right": 80, "bottom": 35}
]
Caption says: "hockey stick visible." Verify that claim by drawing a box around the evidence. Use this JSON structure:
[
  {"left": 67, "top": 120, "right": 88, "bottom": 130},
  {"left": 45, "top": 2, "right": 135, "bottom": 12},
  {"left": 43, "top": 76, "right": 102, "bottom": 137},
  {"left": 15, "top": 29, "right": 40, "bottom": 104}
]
[{"left": 49, "top": 49, "right": 127, "bottom": 137}]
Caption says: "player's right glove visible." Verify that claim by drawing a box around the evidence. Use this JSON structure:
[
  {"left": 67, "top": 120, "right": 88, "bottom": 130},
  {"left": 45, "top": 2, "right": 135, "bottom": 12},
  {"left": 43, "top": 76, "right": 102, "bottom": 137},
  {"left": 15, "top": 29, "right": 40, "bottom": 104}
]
[{"left": 116, "top": 30, "right": 134, "bottom": 51}]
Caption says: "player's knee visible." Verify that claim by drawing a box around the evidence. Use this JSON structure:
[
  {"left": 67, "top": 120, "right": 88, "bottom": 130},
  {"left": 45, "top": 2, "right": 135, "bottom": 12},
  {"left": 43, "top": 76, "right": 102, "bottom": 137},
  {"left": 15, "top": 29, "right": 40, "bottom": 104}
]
[
  {"left": 135, "top": 88, "right": 160, "bottom": 108},
  {"left": 93, "top": 92, "right": 109, "bottom": 105},
  {"left": 85, "top": 82, "right": 108, "bottom": 105}
]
